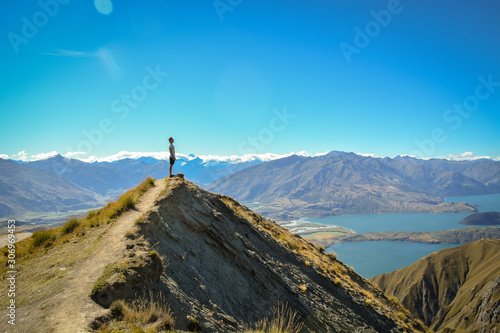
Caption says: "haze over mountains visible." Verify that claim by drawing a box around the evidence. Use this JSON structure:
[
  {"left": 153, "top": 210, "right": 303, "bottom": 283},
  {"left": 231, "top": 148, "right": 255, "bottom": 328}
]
[
  {"left": 0, "top": 154, "right": 262, "bottom": 220},
  {"left": 208, "top": 151, "right": 500, "bottom": 220},
  {"left": 1, "top": 151, "right": 499, "bottom": 222},
  {"left": 0, "top": 159, "right": 101, "bottom": 219}
]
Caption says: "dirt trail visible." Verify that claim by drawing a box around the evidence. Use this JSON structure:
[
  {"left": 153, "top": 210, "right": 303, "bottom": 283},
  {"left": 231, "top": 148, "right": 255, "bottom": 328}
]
[{"left": 46, "top": 178, "right": 166, "bottom": 333}]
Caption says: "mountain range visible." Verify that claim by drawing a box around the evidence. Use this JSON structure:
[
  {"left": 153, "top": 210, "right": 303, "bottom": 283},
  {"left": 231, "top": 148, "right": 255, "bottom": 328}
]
[
  {"left": 0, "top": 158, "right": 101, "bottom": 219},
  {"left": 371, "top": 239, "right": 500, "bottom": 332},
  {"left": 2, "top": 151, "right": 500, "bottom": 222},
  {"left": 0, "top": 154, "right": 262, "bottom": 220},
  {"left": 207, "top": 151, "right": 500, "bottom": 220}
]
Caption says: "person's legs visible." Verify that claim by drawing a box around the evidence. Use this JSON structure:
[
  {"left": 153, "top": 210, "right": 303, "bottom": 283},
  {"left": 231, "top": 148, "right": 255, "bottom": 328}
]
[{"left": 169, "top": 157, "right": 174, "bottom": 177}]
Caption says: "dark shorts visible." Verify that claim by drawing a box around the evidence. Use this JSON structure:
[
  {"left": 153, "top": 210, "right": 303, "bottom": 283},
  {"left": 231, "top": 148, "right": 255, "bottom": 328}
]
[{"left": 170, "top": 157, "right": 175, "bottom": 165}]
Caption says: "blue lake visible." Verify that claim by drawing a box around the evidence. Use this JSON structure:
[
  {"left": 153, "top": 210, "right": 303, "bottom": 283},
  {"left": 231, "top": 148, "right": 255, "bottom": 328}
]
[{"left": 304, "top": 193, "right": 500, "bottom": 279}]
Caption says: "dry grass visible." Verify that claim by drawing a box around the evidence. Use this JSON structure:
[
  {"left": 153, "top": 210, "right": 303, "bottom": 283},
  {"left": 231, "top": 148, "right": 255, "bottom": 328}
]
[
  {"left": 0, "top": 177, "right": 155, "bottom": 273},
  {"left": 61, "top": 217, "right": 81, "bottom": 235},
  {"left": 89, "top": 176, "right": 155, "bottom": 225},
  {"left": 30, "top": 228, "right": 57, "bottom": 249},
  {"left": 97, "top": 294, "right": 176, "bottom": 333},
  {"left": 91, "top": 262, "right": 127, "bottom": 296},
  {"left": 246, "top": 304, "right": 304, "bottom": 333}
]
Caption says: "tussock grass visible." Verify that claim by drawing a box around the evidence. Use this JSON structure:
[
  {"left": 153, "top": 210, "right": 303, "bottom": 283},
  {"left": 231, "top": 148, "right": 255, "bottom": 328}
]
[
  {"left": 279, "top": 234, "right": 300, "bottom": 251},
  {"left": 61, "top": 217, "right": 80, "bottom": 235},
  {"left": 30, "top": 229, "right": 57, "bottom": 249},
  {"left": 87, "top": 176, "right": 155, "bottom": 227},
  {"left": 148, "top": 250, "right": 160, "bottom": 260},
  {"left": 91, "top": 262, "right": 127, "bottom": 296},
  {"left": 96, "top": 294, "right": 175, "bottom": 333},
  {"left": 246, "top": 303, "right": 304, "bottom": 333},
  {"left": 108, "top": 194, "right": 135, "bottom": 219}
]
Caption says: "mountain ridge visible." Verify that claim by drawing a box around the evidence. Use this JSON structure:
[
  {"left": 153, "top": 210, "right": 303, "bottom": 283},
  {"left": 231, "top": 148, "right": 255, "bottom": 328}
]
[
  {"left": 0, "top": 158, "right": 101, "bottom": 218},
  {"left": 207, "top": 151, "right": 498, "bottom": 220},
  {"left": 370, "top": 239, "right": 500, "bottom": 333},
  {"left": 4, "top": 151, "right": 499, "bottom": 223}
]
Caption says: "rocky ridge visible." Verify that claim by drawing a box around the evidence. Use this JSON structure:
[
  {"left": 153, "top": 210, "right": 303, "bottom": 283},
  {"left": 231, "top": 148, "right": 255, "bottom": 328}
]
[{"left": 92, "top": 176, "right": 427, "bottom": 332}]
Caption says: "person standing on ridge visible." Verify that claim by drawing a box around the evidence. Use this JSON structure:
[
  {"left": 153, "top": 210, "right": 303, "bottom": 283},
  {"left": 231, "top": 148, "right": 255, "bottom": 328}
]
[{"left": 168, "top": 137, "right": 176, "bottom": 177}]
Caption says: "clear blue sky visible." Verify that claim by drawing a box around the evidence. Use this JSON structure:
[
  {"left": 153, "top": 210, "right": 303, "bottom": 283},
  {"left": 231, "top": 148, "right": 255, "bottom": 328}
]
[{"left": 1, "top": 0, "right": 499, "bottom": 160}]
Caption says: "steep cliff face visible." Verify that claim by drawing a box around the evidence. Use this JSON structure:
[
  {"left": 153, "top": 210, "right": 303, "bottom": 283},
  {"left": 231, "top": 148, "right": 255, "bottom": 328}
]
[
  {"left": 95, "top": 176, "right": 426, "bottom": 332},
  {"left": 371, "top": 239, "right": 500, "bottom": 333}
]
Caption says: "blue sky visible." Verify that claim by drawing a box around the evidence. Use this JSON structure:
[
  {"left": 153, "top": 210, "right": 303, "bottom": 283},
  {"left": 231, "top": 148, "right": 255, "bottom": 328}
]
[{"left": 1, "top": 0, "right": 499, "bottom": 161}]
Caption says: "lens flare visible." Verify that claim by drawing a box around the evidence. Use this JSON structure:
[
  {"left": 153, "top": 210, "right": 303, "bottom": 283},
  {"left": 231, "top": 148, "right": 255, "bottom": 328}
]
[
  {"left": 98, "top": 47, "right": 121, "bottom": 80},
  {"left": 94, "top": 0, "right": 113, "bottom": 15}
]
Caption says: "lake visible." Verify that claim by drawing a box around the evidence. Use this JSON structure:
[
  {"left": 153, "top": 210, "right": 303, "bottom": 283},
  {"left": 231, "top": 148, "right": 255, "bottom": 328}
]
[{"left": 304, "top": 194, "right": 500, "bottom": 279}]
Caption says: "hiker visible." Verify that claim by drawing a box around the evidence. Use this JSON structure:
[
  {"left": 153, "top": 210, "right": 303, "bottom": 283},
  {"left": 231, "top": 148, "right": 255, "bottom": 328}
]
[{"left": 168, "top": 137, "right": 176, "bottom": 177}]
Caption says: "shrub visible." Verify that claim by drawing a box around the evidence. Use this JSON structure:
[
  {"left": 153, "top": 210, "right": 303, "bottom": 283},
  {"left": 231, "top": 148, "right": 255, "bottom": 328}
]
[
  {"left": 317, "top": 245, "right": 326, "bottom": 253},
  {"left": 86, "top": 210, "right": 97, "bottom": 219},
  {"left": 279, "top": 233, "right": 300, "bottom": 251},
  {"left": 30, "top": 229, "right": 56, "bottom": 249},
  {"left": 61, "top": 217, "right": 80, "bottom": 235},
  {"left": 98, "top": 296, "right": 175, "bottom": 333},
  {"left": 334, "top": 277, "right": 341, "bottom": 287},
  {"left": 110, "top": 300, "right": 126, "bottom": 319}
]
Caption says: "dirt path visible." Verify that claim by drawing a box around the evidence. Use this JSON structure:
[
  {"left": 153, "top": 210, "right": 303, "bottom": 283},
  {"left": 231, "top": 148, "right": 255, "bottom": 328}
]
[{"left": 46, "top": 178, "right": 166, "bottom": 333}]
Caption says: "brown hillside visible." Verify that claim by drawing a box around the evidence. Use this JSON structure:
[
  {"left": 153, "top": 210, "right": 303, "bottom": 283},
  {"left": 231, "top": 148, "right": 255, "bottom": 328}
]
[
  {"left": 90, "top": 176, "right": 427, "bottom": 332},
  {"left": 371, "top": 239, "right": 500, "bottom": 333}
]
